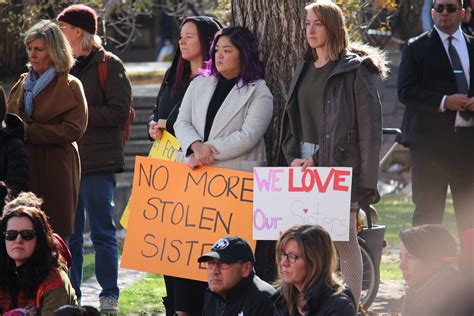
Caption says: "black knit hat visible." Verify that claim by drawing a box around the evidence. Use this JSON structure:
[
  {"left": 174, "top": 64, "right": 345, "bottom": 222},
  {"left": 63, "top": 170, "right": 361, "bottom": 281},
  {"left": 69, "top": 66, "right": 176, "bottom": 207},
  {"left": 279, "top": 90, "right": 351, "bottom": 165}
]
[
  {"left": 399, "top": 224, "right": 457, "bottom": 261},
  {"left": 198, "top": 236, "right": 255, "bottom": 264},
  {"left": 57, "top": 4, "right": 98, "bottom": 35}
]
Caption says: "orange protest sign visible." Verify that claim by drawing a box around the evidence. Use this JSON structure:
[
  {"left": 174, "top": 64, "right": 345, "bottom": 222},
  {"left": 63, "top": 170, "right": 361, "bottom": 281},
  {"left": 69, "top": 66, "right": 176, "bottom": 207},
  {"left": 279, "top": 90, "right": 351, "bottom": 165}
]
[
  {"left": 120, "top": 131, "right": 180, "bottom": 228},
  {"left": 121, "top": 157, "right": 255, "bottom": 282}
]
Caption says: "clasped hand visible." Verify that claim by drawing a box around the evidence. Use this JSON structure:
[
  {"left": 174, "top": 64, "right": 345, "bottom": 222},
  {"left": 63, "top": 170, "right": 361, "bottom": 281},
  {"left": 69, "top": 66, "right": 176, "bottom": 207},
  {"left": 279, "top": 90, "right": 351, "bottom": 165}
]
[
  {"left": 188, "top": 141, "right": 219, "bottom": 169},
  {"left": 290, "top": 157, "right": 315, "bottom": 171},
  {"left": 445, "top": 94, "right": 474, "bottom": 111}
]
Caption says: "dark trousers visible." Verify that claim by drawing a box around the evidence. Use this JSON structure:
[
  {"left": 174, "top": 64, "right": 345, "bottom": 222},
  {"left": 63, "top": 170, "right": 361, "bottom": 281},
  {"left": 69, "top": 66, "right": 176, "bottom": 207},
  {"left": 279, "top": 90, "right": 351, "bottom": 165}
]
[{"left": 410, "top": 144, "right": 474, "bottom": 237}]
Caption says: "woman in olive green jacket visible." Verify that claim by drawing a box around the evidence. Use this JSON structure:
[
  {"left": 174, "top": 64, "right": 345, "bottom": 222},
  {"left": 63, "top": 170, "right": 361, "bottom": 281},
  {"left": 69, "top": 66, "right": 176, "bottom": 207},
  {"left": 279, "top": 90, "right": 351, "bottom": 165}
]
[{"left": 280, "top": 0, "right": 387, "bottom": 306}]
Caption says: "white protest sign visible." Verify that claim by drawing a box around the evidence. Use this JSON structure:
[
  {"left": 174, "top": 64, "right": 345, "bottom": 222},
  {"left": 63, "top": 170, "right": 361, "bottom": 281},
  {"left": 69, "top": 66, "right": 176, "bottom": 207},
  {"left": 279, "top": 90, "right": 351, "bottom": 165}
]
[{"left": 253, "top": 167, "right": 352, "bottom": 241}]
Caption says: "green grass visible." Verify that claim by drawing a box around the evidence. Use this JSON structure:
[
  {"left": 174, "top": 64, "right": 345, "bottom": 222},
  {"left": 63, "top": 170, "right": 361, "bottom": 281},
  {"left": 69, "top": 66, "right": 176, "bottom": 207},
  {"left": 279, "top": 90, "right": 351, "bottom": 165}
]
[
  {"left": 376, "top": 194, "right": 457, "bottom": 248},
  {"left": 118, "top": 273, "right": 166, "bottom": 313},
  {"left": 376, "top": 193, "right": 457, "bottom": 281},
  {"left": 380, "top": 255, "right": 404, "bottom": 281},
  {"left": 83, "top": 253, "right": 95, "bottom": 281}
]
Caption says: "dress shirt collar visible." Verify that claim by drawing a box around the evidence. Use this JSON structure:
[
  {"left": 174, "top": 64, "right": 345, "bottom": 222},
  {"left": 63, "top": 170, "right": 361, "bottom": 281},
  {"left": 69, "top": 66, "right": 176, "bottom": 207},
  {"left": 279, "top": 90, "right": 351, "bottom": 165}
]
[{"left": 434, "top": 25, "right": 465, "bottom": 44}]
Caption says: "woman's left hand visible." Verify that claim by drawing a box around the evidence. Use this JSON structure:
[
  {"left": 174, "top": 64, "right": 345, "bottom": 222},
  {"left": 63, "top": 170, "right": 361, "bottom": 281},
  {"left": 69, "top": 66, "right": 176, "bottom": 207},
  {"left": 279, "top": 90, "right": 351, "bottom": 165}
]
[
  {"left": 290, "top": 157, "right": 315, "bottom": 171},
  {"left": 190, "top": 141, "right": 219, "bottom": 165},
  {"left": 188, "top": 155, "right": 203, "bottom": 169},
  {"left": 157, "top": 119, "right": 167, "bottom": 129}
]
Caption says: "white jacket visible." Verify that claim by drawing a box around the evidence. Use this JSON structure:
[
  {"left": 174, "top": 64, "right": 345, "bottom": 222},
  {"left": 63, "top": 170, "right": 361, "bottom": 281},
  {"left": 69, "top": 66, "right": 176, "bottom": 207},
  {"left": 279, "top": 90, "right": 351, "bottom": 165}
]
[{"left": 174, "top": 75, "right": 273, "bottom": 172}]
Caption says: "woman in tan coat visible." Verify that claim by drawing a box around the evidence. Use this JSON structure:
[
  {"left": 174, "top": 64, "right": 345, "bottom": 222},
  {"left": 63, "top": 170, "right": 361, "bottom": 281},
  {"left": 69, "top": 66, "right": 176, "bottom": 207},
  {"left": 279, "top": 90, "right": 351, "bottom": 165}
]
[{"left": 7, "top": 20, "right": 88, "bottom": 239}]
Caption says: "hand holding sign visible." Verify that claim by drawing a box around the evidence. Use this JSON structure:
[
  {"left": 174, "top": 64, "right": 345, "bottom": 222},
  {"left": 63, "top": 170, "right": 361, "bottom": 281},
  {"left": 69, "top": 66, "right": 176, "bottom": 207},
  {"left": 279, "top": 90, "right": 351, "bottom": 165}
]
[
  {"left": 120, "top": 131, "right": 181, "bottom": 228},
  {"left": 121, "top": 158, "right": 255, "bottom": 282}
]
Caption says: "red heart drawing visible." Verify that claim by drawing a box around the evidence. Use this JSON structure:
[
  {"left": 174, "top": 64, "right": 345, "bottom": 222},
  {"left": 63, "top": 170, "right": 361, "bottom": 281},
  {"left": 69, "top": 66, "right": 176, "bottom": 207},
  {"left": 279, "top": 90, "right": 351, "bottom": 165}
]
[{"left": 303, "top": 208, "right": 309, "bottom": 214}]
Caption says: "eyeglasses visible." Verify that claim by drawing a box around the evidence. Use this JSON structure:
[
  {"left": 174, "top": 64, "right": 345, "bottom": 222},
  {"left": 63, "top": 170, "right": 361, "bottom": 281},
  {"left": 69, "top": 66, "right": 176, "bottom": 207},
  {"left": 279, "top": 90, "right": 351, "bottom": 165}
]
[
  {"left": 280, "top": 252, "right": 300, "bottom": 264},
  {"left": 3, "top": 230, "right": 36, "bottom": 241},
  {"left": 204, "top": 260, "right": 243, "bottom": 270},
  {"left": 433, "top": 4, "right": 459, "bottom": 13}
]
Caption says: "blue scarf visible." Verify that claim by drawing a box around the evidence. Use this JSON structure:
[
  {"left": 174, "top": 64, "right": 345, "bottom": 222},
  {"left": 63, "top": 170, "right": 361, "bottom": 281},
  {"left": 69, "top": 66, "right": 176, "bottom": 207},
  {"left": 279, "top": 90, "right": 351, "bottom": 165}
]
[{"left": 23, "top": 67, "right": 57, "bottom": 117}]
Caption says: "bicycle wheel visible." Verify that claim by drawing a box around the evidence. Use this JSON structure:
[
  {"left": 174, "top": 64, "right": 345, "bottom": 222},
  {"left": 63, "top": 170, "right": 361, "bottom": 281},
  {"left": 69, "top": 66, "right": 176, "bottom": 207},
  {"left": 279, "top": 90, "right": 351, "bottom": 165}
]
[{"left": 359, "top": 237, "right": 380, "bottom": 309}]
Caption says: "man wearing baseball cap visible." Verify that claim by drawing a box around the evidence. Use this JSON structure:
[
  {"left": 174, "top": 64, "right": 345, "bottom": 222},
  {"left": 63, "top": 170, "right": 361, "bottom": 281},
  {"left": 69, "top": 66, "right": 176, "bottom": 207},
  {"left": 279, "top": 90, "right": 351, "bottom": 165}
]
[
  {"left": 57, "top": 4, "right": 131, "bottom": 314},
  {"left": 198, "top": 236, "right": 275, "bottom": 315}
]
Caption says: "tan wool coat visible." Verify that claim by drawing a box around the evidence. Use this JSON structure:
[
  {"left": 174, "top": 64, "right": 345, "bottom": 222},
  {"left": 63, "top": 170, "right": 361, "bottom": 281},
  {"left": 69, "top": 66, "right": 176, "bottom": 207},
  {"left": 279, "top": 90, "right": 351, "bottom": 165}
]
[{"left": 7, "top": 73, "right": 88, "bottom": 237}]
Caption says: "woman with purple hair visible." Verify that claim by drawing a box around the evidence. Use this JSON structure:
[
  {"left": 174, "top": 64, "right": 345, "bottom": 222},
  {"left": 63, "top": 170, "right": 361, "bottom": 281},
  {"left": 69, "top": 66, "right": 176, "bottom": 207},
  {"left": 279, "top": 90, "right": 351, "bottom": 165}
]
[{"left": 174, "top": 26, "right": 273, "bottom": 172}]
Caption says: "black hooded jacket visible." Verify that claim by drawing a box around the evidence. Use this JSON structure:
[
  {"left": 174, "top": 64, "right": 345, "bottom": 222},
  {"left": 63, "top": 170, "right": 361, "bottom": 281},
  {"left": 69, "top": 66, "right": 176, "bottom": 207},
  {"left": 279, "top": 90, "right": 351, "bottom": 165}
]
[
  {"left": 273, "top": 275, "right": 356, "bottom": 316},
  {"left": 202, "top": 272, "right": 276, "bottom": 316},
  {"left": 149, "top": 16, "right": 222, "bottom": 137},
  {"left": 0, "top": 113, "right": 28, "bottom": 199}
]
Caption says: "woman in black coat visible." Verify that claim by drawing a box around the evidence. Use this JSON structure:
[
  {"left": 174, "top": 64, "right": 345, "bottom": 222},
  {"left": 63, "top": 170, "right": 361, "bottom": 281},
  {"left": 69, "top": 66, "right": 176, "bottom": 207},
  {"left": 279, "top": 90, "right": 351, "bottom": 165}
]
[
  {"left": 147, "top": 17, "right": 222, "bottom": 316},
  {"left": 273, "top": 225, "right": 356, "bottom": 316},
  {"left": 148, "top": 16, "right": 222, "bottom": 140},
  {"left": 0, "top": 86, "right": 28, "bottom": 208}
]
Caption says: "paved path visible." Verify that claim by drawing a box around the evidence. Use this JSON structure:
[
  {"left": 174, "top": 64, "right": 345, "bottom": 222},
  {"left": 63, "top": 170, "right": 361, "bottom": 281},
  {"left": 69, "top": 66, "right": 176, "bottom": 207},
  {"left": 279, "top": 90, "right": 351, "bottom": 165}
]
[
  {"left": 370, "top": 280, "right": 405, "bottom": 315},
  {"left": 81, "top": 260, "right": 146, "bottom": 309}
]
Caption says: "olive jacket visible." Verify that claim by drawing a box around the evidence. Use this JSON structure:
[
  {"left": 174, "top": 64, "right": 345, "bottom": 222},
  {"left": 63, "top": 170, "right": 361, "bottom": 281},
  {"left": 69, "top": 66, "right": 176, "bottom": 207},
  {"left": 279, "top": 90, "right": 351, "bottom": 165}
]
[{"left": 281, "top": 45, "right": 386, "bottom": 205}]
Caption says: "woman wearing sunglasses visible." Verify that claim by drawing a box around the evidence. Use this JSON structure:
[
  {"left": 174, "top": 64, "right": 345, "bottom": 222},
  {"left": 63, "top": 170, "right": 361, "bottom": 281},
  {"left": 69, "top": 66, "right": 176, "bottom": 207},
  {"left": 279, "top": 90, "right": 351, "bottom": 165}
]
[
  {"left": 273, "top": 225, "right": 356, "bottom": 316},
  {"left": 0, "top": 192, "right": 77, "bottom": 315}
]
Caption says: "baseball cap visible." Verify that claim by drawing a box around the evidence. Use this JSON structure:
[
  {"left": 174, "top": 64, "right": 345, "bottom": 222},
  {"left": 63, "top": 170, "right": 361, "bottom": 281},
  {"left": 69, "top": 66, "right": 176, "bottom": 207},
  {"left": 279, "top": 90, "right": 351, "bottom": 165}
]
[{"left": 198, "top": 236, "right": 255, "bottom": 264}]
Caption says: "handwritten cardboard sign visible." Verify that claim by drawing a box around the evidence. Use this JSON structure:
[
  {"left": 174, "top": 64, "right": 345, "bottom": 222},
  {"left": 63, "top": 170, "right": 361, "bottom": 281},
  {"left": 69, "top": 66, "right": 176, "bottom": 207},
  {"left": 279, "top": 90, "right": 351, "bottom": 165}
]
[
  {"left": 121, "top": 157, "right": 255, "bottom": 282},
  {"left": 148, "top": 130, "right": 181, "bottom": 160},
  {"left": 120, "top": 131, "right": 180, "bottom": 228},
  {"left": 253, "top": 167, "right": 352, "bottom": 241}
]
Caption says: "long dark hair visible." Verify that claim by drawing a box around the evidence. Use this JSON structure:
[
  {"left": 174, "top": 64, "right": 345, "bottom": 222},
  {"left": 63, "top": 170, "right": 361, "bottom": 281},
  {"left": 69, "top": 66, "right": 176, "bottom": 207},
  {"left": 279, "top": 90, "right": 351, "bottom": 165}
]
[
  {"left": 0, "top": 193, "right": 64, "bottom": 299},
  {"left": 171, "top": 16, "right": 222, "bottom": 93},
  {"left": 204, "top": 26, "right": 264, "bottom": 86}
]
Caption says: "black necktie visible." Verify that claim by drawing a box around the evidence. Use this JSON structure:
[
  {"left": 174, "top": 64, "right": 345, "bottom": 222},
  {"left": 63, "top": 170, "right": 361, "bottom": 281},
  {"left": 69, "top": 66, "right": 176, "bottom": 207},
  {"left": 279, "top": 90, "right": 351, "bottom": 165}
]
[{"left": 448, "top": 36, "right": 471, "bottom": 120}]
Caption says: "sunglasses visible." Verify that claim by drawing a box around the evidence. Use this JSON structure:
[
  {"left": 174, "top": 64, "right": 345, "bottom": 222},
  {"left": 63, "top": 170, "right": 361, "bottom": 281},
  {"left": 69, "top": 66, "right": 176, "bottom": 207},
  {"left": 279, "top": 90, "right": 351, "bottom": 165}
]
[
  {"left": 433, "top": 4, "right": 459, "bottom": 13},
  {"left": 3, "top": 230, "right": 36, "bottom": 241}
]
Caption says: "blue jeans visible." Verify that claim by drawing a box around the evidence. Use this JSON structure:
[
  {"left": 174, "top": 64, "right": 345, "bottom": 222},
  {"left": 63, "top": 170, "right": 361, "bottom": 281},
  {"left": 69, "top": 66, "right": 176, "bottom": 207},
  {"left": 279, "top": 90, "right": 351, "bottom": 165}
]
[{"left": 69, "top": 171, "right": 119, "bottom": 300}]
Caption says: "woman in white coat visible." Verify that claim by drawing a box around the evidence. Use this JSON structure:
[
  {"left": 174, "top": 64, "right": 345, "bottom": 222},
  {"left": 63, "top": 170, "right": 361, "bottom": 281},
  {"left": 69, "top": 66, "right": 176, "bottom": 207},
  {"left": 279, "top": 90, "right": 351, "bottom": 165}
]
[{"left": 174, "top": 26, "right": 273, "bottom": 172}]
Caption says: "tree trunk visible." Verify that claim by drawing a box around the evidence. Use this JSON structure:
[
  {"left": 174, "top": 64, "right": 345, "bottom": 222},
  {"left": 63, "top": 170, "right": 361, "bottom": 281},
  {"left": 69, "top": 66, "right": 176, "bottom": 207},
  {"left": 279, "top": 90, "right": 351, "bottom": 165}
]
[
  {"left": 0, "top": 2, "right": 28, "bottom": 81},
  {"left": 231, "top": 0, "right": 307, "bottom": 283}
]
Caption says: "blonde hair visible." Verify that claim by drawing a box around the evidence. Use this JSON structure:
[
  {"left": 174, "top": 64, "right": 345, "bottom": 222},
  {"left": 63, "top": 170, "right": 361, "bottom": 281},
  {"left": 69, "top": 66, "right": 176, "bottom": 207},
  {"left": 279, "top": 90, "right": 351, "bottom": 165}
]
[
  {"left": 305, "top": 0, "right": 349, "bottom": 61},
  {"left": 24, "top": 20, "right": 74, "bottom": 74},
  {"left": 275, "top": 225, "right": 344, "bottom": 315},
  {"left": 80, "top": 30, "right": 102, "bottom": 51}
]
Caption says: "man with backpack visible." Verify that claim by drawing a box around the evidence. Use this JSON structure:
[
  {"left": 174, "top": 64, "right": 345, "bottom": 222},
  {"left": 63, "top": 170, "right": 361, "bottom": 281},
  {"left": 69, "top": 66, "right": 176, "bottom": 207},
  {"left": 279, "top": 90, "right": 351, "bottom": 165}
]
[{"left": 57, "top": 4, "right": 132, "bottom": 314}]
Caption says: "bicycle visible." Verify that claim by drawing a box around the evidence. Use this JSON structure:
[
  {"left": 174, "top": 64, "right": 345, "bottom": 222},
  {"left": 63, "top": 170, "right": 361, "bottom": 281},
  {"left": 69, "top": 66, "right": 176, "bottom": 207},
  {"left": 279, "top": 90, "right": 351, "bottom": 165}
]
[
  {"left": 357, "top": 0, "right": 399, "bottom": 48},
  {"left": 357, "top": 128, "right": 402, "bottom": 310}
]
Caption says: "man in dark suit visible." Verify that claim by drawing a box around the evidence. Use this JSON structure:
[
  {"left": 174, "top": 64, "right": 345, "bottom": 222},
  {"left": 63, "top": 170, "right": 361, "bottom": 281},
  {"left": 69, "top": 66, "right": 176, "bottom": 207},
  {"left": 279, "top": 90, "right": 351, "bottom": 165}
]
[{"left": 398, "top": 0, "right": 474, "bottom": 237}]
